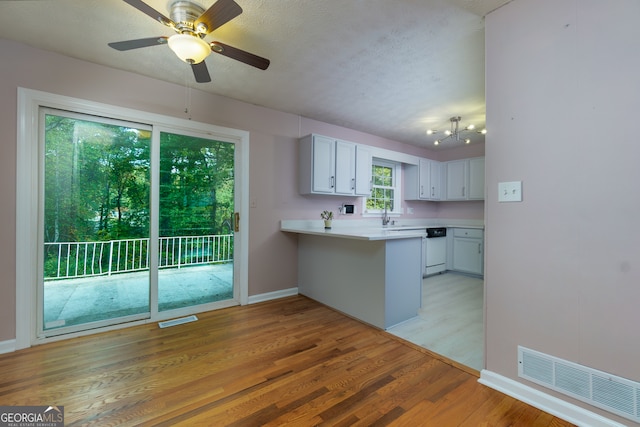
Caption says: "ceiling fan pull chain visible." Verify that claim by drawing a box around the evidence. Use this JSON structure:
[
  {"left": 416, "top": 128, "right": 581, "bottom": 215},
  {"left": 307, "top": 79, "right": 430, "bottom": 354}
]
[{"left": 184, "top": 68, "right": 192, "bottom": 120}]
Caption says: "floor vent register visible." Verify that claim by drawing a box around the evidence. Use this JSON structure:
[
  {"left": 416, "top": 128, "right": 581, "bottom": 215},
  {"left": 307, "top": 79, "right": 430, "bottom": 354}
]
[{"left": 158, "top": 315, "right": 198, "bottom": 329}]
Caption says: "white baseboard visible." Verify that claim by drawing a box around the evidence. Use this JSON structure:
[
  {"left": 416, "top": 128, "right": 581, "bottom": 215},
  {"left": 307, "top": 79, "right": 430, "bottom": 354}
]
[
  {"left": 0, "top": 339, "right": 16, "bottom": 354},
  {"left": 479, "top": 370, "right": 627, "bottom": 427},
  {"left": 247, "top": 287, "right": 298, "bottom": 304}
]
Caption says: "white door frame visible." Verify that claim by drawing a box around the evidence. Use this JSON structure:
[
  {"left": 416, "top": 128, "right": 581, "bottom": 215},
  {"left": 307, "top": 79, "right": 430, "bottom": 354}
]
[{"left": 16, "top": 87, "right": 249, "bottom": 349}]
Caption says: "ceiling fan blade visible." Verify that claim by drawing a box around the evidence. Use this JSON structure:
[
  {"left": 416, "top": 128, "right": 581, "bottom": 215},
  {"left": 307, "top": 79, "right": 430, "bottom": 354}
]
[
  {"left": 195, "top": 0, "right": 242, "bottom": 33},
  {"left": 108, "top": 37, "right": 168, "bottom": 51},
  {"left": 210, "top": 42, "right": 270, "bottom": 70},
  {"left": 191, "top": 61, "right": 212, "bottom": 83},
  {"left": 122, "top": 0, "right": 174, "bottom": 26}
]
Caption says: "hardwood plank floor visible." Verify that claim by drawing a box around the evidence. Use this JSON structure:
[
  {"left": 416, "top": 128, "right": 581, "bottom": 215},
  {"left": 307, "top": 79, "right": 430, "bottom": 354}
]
[
  {"left": 388, "top": 272, "right": 484, "bottom": 371},
  {"left": 0, "top": 296, "right": 573, "bottom": 426}
]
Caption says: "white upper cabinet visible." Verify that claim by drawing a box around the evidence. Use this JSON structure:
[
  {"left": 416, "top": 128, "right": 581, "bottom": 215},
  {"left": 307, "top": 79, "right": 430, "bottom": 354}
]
[
  {"left": 300, "top": 134, "right": 335, "bottom": 194},
  {"left": 468, "top": 157, "right": 485, "bottom": 200},
  {"left": 299, "top": 134, "right": 372, "bottom": 196},
  {"left": 334, "top": 139, "right": 356, "bottom": 195},
  {"left": 430, "top": 160, "right": 442, "bottom": 200},
  {"left": 405, "top": 158, "right": 441, "bottom": 201},
  {"left": 445, "top": 160, "right": 467, "bottom": 200},
  {"left": 444, "top": 157, "right": 485, "bottom": 201},
  {"left": 354, "top": 144, "right": 372, "bottom": 196}
]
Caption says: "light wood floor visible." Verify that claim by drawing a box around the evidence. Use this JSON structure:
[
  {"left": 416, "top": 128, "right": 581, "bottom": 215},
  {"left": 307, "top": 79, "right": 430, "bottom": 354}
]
[
  {"left": 0, "top": 295, "right": 573, "bottom": 426},
  {"left": 388, "top": 272, "right": 484, "bottom": 371}
]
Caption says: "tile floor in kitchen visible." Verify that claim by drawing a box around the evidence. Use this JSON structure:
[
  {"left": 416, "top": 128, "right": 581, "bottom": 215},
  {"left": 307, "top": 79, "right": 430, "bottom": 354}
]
[{"left": 387, "top": 272, "right": 484, "bottom": 371}]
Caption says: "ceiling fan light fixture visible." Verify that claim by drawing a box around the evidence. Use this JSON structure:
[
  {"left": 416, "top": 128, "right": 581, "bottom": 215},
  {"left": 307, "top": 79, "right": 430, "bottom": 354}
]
[{"left": 168, "top": 34, "right": 211, "bottom": 64}]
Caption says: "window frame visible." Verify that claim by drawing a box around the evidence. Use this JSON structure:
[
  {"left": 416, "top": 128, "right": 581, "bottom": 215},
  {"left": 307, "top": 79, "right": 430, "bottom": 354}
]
[{"left": 362, "top": 158, "right": 402, "bottom": 217}]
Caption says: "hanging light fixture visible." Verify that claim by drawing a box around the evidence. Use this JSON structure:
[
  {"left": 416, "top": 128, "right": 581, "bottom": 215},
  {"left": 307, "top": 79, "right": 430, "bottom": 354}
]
[
  {"left": 426, "top": 116, "right": 486, "bottom": 146},
  {"left": 165, "top": 1, "right": 212, "bottom": 65}
]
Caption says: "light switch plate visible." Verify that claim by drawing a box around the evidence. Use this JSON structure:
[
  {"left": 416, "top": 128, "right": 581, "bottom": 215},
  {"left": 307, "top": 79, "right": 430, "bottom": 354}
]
[{"left": 498, "top": 181, "right": 522, "bottom": 202}]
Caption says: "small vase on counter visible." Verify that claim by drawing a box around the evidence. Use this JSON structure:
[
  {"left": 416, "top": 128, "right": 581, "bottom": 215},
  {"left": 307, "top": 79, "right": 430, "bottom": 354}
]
[{"left": 320, "top": 210, "right": 334, "bottom": 230}]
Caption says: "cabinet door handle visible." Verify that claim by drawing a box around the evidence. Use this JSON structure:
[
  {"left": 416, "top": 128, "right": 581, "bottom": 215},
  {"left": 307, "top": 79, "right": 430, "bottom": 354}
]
[
  {"left": 330, "top": 176, "right": 335, "bottom": 188},
  {"left": 351, "top": 178, "right": 355, "bottom": 190},
  {"left": 462, "top": 186, "right": 465, "bottom": 197},
  {"left": 478, "top": 243, "right": 481, "bottom": 254},
  {"left": 431, "top": 186, "right": 435, "bottom": 197},
  {"left": 420, "top": 185, "right": 424, "bottom": 196}
]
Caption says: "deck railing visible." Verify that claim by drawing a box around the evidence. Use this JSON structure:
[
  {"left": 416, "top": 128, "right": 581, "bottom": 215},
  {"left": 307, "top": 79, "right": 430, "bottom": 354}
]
[{"left": 43, "top": 234, "right": 233, "bottom": 280}]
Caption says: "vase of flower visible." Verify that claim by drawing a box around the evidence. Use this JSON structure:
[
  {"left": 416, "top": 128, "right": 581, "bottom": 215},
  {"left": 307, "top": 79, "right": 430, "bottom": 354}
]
[{"left": 321, "top": 210, "right": 334, "bottom": 229}]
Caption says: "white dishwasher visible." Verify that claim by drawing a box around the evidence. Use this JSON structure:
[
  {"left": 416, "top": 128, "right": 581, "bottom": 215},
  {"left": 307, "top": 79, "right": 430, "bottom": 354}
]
[{"left": 425, "top": 227, "right": 447, "bottom": 275}]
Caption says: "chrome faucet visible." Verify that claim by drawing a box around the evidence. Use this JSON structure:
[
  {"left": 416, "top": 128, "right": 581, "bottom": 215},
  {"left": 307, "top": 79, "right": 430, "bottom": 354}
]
[{"left": 382, "top": 203, "right": 391, "bottom": 226}]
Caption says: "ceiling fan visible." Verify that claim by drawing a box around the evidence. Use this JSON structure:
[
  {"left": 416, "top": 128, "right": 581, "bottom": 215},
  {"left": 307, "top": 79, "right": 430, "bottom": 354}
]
[{"left": 108, "top": 0, "right": 270, "bottom": 83}]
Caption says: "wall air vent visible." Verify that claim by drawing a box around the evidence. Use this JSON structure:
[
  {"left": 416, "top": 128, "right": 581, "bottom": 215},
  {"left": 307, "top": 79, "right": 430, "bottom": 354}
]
[{"left": 518, "top": 346, "right": 640, "bottom": 423}]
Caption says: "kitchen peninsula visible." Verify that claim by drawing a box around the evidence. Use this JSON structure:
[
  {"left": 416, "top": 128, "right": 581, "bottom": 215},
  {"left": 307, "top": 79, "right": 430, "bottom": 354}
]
[{"left": 281, "top": 220, "right": 425, "bottom": 329}]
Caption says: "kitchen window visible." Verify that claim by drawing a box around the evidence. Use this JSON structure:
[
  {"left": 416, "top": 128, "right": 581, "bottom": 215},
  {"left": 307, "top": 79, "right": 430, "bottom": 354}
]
[{"left": 363, "top": 159, "right": 401, "bottom": 215}]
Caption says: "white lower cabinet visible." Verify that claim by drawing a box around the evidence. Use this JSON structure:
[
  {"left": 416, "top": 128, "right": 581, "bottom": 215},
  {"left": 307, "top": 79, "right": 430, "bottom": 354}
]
[{"left": 451, "top": 228, "right": 484, "bottom": 276}]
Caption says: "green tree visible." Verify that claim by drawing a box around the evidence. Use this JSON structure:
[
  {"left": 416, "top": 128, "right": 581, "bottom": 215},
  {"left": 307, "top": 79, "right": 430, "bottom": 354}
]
[
  {"left": 44, "top": 114, "right": 150, "bottom": 243},
  {"left": 159, "top": 132, "right": 234, "bottom": 237},
  {"left": 44, "top": 114, "right": 233, "bottom": 242}
]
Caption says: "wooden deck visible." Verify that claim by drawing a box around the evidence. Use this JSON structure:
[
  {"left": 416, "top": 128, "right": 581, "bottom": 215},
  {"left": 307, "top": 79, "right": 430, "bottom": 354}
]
[{"left": 0, "top": 295, "right": 574, "bottom": 426}]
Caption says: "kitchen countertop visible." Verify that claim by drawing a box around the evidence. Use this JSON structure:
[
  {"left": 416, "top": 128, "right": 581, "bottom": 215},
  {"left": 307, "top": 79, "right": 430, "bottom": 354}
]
[
  {"left": 281, "top": 219, "right": 484, "bottom": 241},
  {"left": 281, "top": 225, "right": 426, "bottom": 241}
]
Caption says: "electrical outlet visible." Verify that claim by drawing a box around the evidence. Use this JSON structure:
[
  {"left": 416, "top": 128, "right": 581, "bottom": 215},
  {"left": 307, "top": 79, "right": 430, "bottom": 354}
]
[{"left": 498, "top": 181, "right": 522, "bottom": 202}]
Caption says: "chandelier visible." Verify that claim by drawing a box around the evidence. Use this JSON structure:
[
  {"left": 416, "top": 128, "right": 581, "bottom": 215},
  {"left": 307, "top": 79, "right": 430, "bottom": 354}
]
[{"left": 426, "top": 116, "right": 486, "bottom": 146}]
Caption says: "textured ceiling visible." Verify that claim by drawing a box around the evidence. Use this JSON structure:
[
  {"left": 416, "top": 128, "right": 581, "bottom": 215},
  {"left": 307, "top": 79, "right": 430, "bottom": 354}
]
[{"left": 0, "top": 0, "right": 512, "bottom": 149}]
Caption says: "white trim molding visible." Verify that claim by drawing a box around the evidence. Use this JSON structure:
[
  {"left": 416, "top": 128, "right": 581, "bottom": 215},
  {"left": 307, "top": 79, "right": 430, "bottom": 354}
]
[
  {"left": 248, "top": 288, "right": 298, "bottom": 305},
  {"left": 0, "top": 339, "right": 16, "bottom": 355},
  {"left": 479, "top": 370, "right": 627, "bottom": 427}
]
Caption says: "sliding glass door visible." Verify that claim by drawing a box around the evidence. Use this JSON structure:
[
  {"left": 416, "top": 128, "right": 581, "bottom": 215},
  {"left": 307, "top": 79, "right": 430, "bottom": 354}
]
[
  {"left": 39, "top": 109, "right": 236, "bottom": 337},
  {"left": 41, "top": 110, "right": 151, "bottom": 333},
  {"left": 157, "top": 131, "right": 235, "bottom": 312}
]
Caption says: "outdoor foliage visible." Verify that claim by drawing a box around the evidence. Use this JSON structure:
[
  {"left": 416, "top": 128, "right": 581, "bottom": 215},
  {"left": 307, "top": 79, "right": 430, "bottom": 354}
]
[
  {"left": 44, "top": 114, "right": 151, "bottom": 243},
  {"left": 159, "top": 131, "right": 235, "bottom": 237},
  {"left": 43, "top": 113, "right": 235, "bottom": 278},
  {"left": 366, "top": 163, "right": 394, "bottom": 211}
]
